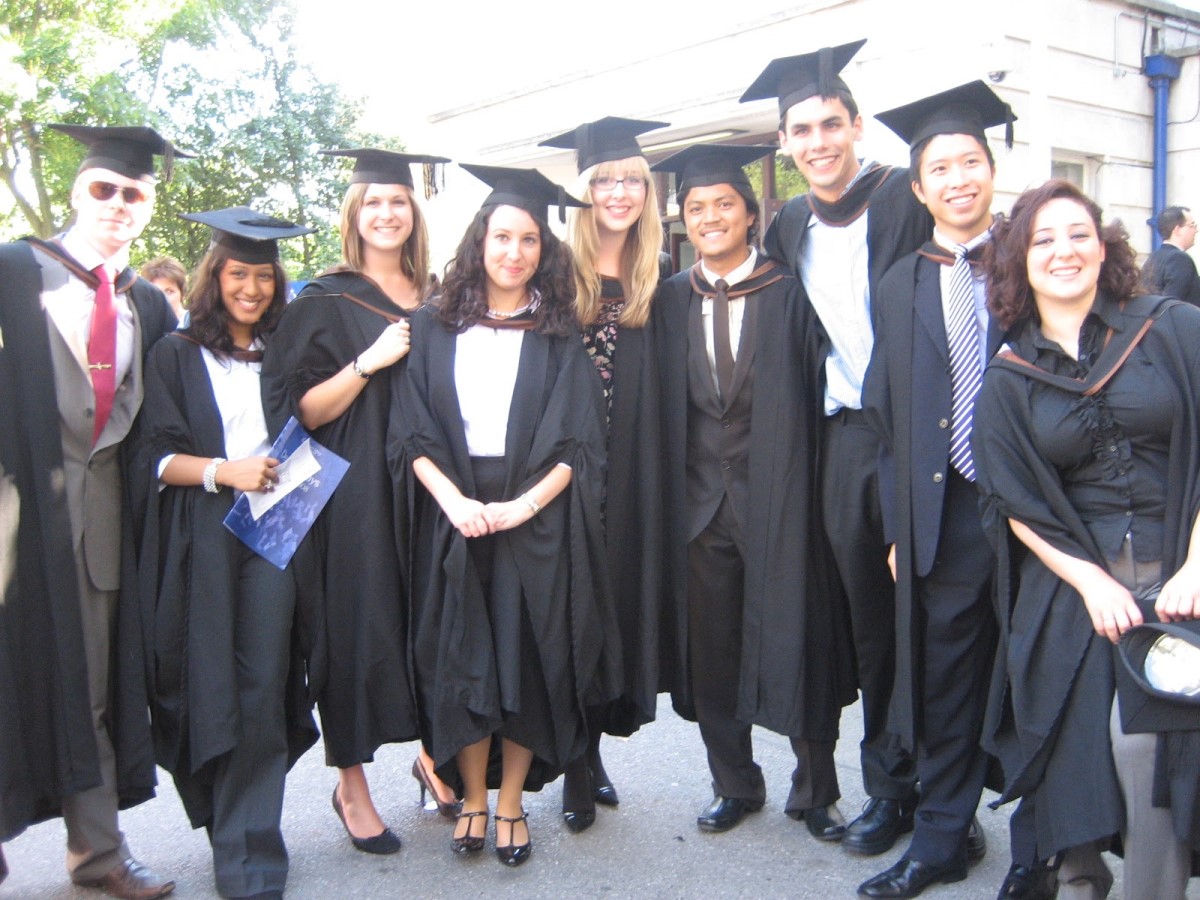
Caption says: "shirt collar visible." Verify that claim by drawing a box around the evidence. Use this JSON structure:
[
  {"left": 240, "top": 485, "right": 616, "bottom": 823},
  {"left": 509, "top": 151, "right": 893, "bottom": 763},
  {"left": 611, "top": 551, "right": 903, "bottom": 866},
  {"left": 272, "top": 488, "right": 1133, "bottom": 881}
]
[
  {"left": 701, "top": 247, "right": 757, "bottom": 290},
  {"left": 932, "top": 225, "right": 991, "bottom": 256}
]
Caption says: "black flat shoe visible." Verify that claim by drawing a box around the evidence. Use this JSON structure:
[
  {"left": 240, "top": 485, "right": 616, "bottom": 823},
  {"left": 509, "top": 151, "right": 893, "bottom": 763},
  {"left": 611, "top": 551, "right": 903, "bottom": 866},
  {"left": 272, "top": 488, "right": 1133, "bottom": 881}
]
[
  {"left": 452, "top": 809, "right": 488, "bottom": 854},
  {"left": 412, "top": 756, "right": 462, "bottom": 820},
  {"left": 797, "top": 803, "right": 847, "bottom": 841},
  {"left": 996, "top": 861, "right": 1058, "bottom": 899},
  {"left": 966, "top": 816, "right": 987, "bottom": 863},
  {"left": 495, "top": 810, "right": 532, "bottom": 867},
  {"left": 696, "top": 795, "right": 761, "bottom": 833},
  {"left": 332, "top": 786, "right": 402, "bottom": 855},
  {"left": 858, "top": 856, "right": 968, "bottom": 899},
  {"left": 843, "top": 795, "right": 918, "bottom": 856}
]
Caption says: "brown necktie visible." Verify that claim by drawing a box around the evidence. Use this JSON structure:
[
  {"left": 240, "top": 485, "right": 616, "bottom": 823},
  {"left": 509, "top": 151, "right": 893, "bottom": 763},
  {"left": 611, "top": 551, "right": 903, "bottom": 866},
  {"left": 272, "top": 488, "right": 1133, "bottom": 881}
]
[
  {"left": 88, "top": 265, "right": 117, "bottom": 444},
  {"left": 712, "top": 278, "right": 734, "bottom": 400}
]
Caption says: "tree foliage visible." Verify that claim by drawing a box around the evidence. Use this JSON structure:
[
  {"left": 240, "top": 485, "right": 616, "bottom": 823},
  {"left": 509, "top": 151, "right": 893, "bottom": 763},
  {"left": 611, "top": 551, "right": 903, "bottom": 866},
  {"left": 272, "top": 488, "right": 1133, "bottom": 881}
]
[{"left": 0, "top": 0, "right": 385, "bottom": 278}]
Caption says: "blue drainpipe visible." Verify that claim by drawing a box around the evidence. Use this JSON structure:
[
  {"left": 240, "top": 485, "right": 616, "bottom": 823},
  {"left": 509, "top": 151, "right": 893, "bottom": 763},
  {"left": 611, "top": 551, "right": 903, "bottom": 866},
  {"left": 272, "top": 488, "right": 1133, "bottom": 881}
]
[{"left": 1144, "top": 53, "right": 1181, "bottom": 250}]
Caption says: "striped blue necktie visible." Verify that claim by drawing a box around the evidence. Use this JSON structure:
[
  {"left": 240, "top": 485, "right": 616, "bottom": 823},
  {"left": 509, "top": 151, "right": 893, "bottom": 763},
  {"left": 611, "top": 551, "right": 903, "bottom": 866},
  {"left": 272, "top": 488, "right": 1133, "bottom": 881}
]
[{"left": 947, "top": 245, "right": 982, "bottom": 482}]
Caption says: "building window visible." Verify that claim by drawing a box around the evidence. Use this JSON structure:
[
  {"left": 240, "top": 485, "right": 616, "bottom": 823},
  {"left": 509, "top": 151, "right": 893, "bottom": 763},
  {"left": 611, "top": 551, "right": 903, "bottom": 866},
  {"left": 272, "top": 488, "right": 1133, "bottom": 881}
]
[{"left": 1051, "top": 154, "right": 1092, "bottom": 193}]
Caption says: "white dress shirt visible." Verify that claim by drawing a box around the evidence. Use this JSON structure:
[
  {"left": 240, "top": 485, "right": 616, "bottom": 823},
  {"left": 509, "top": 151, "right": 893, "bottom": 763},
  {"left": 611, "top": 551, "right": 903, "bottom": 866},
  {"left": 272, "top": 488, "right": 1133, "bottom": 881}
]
[{"left": 700, "top": 248, "right": 757, "bottom": 394}]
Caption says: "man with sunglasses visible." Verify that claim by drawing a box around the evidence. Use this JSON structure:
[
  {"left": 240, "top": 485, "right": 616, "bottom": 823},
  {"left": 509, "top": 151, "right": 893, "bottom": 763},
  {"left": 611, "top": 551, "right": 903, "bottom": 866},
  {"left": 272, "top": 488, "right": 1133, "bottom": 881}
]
[{"left": 0, "top": 125, "right": 188, "bottom": 899}]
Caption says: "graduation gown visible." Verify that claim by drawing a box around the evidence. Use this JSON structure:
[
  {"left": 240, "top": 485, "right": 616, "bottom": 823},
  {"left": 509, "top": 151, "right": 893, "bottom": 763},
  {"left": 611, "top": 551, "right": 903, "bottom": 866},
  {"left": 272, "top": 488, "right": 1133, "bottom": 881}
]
[
  {"left": 0, "top": 238, "right": 174, "bottom": 841},
  {"left": 135, "top": 332, "right": 318, "bottom": 827},
  {"left": 655, "top": 259, "right": 855, "bottom": 740},
  {"left": 260, "top": 272, "right": 419, "bottom": 765},
  {"left": 389, "top": 307, "right": 620, "bottom": 789},
  {"left": 973, "top": 292, "right": 1200, "bottom": 857},
  {"left": 863, "top": 245, "right": 1003, "bottom": 746},
  {"left": 582, "top": 277, "right": 666, "bottom": 736}
]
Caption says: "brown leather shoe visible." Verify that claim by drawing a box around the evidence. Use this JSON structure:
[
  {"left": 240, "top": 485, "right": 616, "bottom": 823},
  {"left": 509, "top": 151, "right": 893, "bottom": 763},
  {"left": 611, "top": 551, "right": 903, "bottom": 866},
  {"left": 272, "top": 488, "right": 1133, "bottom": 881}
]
[{"left": 77, "top": 859, "right": 175, "bottom": 899}]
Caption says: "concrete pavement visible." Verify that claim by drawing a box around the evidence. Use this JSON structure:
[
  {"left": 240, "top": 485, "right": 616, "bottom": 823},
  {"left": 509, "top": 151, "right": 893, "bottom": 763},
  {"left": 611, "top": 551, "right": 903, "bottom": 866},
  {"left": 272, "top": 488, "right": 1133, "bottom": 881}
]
[{"left": 1, "top": 700, "right": 1134, "bottom": 899}]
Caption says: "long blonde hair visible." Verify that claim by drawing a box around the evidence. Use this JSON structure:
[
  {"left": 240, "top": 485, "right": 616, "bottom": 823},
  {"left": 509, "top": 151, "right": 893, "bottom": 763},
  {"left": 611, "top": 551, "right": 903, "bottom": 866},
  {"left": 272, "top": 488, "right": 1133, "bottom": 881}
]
[
  {"left": 336, "top": 182, "right": 430, "bottom": 289},
  {"left": 568, "top": 156, "right": 662, "bottom": 328}
]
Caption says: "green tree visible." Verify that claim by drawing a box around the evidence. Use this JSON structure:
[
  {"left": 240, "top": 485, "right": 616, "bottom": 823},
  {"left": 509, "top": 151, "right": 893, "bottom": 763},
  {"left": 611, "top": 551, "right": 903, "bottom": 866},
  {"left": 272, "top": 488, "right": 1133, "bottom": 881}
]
[{"left": 1, "top": 0, "right": 379, "bottom": 278}]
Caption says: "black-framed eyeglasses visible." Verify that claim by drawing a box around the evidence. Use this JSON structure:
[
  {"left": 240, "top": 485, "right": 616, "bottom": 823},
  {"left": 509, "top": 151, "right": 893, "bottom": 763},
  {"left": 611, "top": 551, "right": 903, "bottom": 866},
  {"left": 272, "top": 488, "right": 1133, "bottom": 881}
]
[
  {"left": 589, "top": 175, "right": 647, "bottom": 193},
  {"left": 87, "top": 181, "right": 151, "bottom": 205}
]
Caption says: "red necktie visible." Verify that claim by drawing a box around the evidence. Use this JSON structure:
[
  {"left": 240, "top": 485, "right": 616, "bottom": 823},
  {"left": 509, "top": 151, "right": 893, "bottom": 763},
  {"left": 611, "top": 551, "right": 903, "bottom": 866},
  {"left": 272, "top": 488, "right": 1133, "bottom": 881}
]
[{"left": 88, "top": 265, "right": 117, "bottom": 444}]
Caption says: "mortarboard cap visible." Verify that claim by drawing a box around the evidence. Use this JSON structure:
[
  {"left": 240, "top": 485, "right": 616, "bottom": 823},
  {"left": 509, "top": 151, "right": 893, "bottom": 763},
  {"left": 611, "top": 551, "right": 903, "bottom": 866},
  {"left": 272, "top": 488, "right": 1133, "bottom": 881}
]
[
  {"left": 319, "top": 148, "right": 451, "bottom": 191},
  {"left": 49, "top": 124, "right": 193, "bottom": 182},
  {"left": 875, "top": 80, "right": 1016, "bottom": 151},
  {"left": 180, "top": 206, "right": 316, "bottom": 264},
  {"left": 538, "top": 116, "right": 669, "bottom": 173},
  {"left": 1116, "top": 619, "right": 1200, "bottom": 734},
  {"left": 459, "top": 163, "right": 588, "bottom": 224},
  {"left": 739, "top": 39, "right": 866, "bottom": 119},
  {"left": 651, "top": 144, "right": 776, "bottom": 204}
]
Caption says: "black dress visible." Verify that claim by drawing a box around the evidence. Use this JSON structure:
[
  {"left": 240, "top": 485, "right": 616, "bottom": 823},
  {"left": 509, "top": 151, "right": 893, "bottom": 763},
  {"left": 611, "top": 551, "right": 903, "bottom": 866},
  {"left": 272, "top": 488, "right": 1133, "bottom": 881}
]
[
  {"left": 388, "top": 307, "right": 620, "bottom": 790},
  {"left": 261, "top": 272, "right": 418, "bottom": 766},
  {"left": 579, "top": 276, "right": 665, "bottom": 735}
]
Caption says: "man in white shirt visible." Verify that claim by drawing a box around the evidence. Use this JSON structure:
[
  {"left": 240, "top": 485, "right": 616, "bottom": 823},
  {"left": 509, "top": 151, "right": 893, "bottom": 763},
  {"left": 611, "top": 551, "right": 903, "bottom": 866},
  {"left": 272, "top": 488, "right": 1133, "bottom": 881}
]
[{"left": 0, "top": 124, "right": 185, "bottom": 899}]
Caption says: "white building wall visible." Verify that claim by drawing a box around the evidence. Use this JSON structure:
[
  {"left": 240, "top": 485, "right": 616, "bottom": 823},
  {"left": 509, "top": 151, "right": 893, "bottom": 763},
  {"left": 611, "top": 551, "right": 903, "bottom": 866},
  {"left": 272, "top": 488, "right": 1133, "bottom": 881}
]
[{"left": 416, "top": 0, "right": 1200, "bottom": 268}]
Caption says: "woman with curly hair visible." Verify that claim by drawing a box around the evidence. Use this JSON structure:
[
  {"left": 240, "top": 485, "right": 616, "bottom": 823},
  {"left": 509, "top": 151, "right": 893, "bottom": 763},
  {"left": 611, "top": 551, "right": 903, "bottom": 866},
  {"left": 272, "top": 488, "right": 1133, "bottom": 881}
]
[
  {"left": 138, "top": 208, "right": 318, "bottom": 899},
  {"left": 538, "top": 116, "right": 669, "bottom": 832},
  {"left": 261, "top": 149, "right": 458, "bottom": 856},
  {"left": 975, "top": 179, "right": 1200, "bottom": 899},
  {"left": 388, "top": 165, "right": 619, "bottom": 867}
]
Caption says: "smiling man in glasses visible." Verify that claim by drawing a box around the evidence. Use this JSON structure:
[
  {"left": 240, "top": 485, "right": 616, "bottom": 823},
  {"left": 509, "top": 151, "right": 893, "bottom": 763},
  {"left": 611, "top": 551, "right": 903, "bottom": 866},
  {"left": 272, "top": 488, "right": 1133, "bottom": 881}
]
[{"left": 0, "top": 124, "right": 189, "bottom": 899}]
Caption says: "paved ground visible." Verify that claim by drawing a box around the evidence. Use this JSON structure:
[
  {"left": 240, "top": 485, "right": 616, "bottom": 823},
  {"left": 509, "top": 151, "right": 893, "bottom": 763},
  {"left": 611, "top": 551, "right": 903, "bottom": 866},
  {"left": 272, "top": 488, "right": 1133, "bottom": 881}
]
[{"left": 2, "top": 699, "right": 1154, "bottom": 899}]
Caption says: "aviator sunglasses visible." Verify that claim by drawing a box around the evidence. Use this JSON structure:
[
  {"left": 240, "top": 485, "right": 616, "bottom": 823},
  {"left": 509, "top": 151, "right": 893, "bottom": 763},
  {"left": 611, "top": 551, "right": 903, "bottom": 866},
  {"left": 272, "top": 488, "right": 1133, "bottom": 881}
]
[{"left": 87, "top": 181, "right": 151, "bottom": 205}]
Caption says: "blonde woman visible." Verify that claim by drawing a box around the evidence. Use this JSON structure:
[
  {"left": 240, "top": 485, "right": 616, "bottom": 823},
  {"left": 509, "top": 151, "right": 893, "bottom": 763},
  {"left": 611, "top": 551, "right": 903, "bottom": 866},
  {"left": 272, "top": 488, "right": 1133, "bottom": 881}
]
[
  {"left": 261, "top": 149, "right": 457, "bottom": 854},
  {"left": 540, "top": 117, "right": 672, "bottom": 833}
]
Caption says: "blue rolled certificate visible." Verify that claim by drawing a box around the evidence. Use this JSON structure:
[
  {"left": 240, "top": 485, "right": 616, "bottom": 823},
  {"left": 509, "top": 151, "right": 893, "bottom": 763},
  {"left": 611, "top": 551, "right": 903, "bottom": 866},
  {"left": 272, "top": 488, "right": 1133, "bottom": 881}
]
[{"left": 223, "top": 416, "right": 349, "bottom": 569}]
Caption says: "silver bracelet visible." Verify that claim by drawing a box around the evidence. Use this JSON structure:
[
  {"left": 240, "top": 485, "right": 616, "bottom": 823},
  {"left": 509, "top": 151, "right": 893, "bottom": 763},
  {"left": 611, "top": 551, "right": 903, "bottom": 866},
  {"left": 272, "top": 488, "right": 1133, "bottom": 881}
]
[
  {"left": 352, "top": 356, "right": 371, "bottom": 379},
  {"left": 520, "top": 493, "right": 541, "bottom": 515},
  {"left": 203, "top": 457, "right": 225, "bottom": 493}
]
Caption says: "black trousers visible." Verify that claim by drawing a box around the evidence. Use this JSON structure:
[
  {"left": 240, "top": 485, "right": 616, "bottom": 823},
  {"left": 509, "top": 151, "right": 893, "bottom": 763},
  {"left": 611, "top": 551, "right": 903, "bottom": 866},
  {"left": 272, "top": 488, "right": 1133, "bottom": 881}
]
[
  {"left": 821, "top": 409, "right": 916, "bottom": 799},
  {"left": 206, "top": 548, "right": 295, "bottom": 899},
  {"left": 907, "top": 469, "right": 997, "bottom": 866},
  {"left": 687, "top": 497, "right": 839, "bottom": 809}
]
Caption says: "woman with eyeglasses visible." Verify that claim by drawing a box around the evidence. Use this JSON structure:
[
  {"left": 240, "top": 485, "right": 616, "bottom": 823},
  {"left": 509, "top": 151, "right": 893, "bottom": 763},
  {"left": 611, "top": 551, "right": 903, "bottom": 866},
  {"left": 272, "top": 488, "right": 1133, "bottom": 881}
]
[
  {"left": 537, "top": 117, "right": 672, "bottom": 834},
  {"left": 389, "top": 165, "right": 617, "bottom": 866},
  {"left": 261, "top": 150, "right": 460, "bottom": 855},
  {"left": 138, "top": 208, "right": 318, "bottom": 899}
]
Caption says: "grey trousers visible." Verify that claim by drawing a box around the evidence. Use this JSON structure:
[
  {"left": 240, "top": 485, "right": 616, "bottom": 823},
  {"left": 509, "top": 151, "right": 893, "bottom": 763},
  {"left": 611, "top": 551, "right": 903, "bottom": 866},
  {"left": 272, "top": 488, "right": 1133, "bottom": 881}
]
[
  {"left": 63, "top": 555, "right": 130, "bottom": 883},
  {"left": 1057, "top": 548, "right": 1192, "bottom": 900}
]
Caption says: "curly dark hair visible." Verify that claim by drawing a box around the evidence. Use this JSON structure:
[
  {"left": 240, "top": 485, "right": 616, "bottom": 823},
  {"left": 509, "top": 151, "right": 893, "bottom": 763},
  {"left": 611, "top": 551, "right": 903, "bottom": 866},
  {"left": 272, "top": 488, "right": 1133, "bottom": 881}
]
[
  {"left": 435, "top": 205, "right": 578, "bottom": 337},
  {"left": 985, "top": 179, "right": 1141, "bottom": 330},
  {"left": 184, "top": 243, "right": 289, "bottom": 355}
]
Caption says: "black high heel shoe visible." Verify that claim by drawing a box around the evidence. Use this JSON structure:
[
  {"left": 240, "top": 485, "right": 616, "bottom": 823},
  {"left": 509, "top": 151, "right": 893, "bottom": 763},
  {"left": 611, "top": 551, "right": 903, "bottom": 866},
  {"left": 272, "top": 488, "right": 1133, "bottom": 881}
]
[
  {"left": 588, "top": 748, "right": 619, "bottom": 807},
  {"left": 452, "top": 810, "right": 488, "bottom": 854},
  {"left": 413, "top": 757, "right": 462, "bottom": 820},
  {"left": 561, "top": 756, "right": 596, "bottom": 833},
  {"left": 332, "top": 787, "right": 402, "bottom": 854},
  {"left": 495, "top": 810, "right": 532, "bottom": 867}
]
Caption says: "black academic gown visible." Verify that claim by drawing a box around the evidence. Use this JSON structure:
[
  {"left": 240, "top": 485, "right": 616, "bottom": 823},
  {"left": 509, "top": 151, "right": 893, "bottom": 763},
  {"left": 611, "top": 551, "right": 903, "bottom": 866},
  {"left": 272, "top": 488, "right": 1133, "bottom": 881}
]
[
  {"left": 260, "top": 272, "right": 419, "bottom": 766},
  {"left": 389, "top": 307, "right": 620, "bottom": 789},
  {"left": 973, "top": 293, "right": 1200, "bottom": 857},
  {"left": 655, "top": 259, "right": 855, "bottom": 740},
  {"left": 583, "top": 279, "right": 666, "bottom": 736},
  {"left": 135, "top": 332, "right": 318, "bottom": 827},
  {"left": 863, "top": 245, "right": 1004, "bottom": 746},
  {"left": 0, "top": 238, "right": 174, "bottom": 841}
]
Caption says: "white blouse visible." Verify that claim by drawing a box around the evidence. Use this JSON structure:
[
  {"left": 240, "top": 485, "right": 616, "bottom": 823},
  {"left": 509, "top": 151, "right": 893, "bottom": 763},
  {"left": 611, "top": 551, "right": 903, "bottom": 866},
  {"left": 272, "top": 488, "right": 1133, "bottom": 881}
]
[{"left": 454, "top": 324, "right": 525, "bottom": 457}]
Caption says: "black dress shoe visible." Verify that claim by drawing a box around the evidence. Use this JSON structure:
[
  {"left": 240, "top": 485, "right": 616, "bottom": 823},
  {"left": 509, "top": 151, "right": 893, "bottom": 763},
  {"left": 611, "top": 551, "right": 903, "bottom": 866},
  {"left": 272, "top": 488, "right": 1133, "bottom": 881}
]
[
  {"left": 966, "top": 816, "right": 987, "bottom": 862},
  {"left": 332, "top": 787, "right": 402, "bottom": 855},
  {"left": 844, "top": 796, "right": 917, "bottom": 856},
  {"left": 996, "top": 862, "right": 1058, "bottom": 899},
  {"left": 561, "top": 756, "right": 597, "bottom": 833},
  {"left": 696, "top": 796, "right": 760, "bottom": 833},
  {"left": 858, "top": 856, "right": 967, "bottom": 899},
  {"left": 796, "top": 803, "right": 847, "bottom": 841}
]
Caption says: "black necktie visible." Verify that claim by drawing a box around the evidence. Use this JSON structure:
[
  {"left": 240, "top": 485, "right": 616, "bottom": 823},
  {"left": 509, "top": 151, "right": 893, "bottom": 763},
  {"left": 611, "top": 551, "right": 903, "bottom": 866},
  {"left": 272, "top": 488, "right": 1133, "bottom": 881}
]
[{"left": 712, "top": 278, "right": 734, "bottom": 400}]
